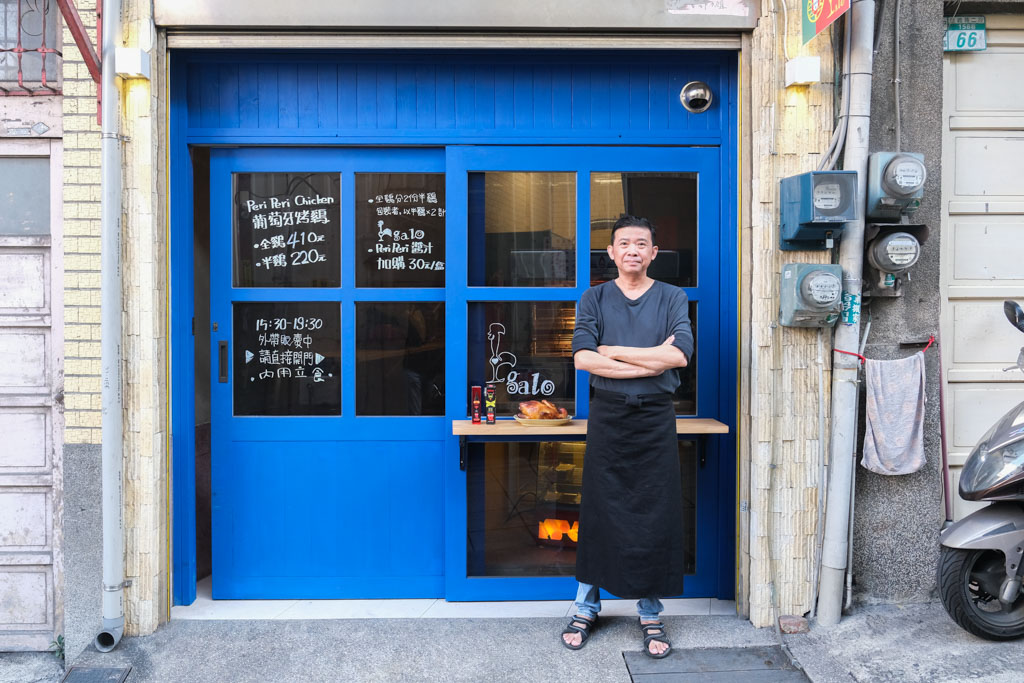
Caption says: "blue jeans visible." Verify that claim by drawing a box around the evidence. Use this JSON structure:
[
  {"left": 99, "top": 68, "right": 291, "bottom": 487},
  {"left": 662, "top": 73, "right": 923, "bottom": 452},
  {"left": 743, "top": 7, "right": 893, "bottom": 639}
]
[{"left": 574, "top": 582, "right": 663, "bottom": 622}]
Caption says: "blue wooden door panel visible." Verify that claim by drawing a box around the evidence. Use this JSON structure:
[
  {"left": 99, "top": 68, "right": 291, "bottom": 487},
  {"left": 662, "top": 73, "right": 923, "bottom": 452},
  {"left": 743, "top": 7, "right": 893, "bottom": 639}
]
[
  {"left": 212, "top": 440, "right": 444, "bottom": 597},
  {"left": 181, "top": 52, "right": 730, "bottom": 142},
  {"left": 443, "top": 146, "right": 724, "bottom": 601},
  {"left": 210, "top": 147, "right": 448, "bottom": 599}
]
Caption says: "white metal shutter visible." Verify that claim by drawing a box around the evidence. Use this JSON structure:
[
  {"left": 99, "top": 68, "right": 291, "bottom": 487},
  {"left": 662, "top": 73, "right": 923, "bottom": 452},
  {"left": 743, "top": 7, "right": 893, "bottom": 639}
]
[
  {"left": 941, "top": 16, "right": 1024, "bottom": 520},
  {"left": 0, "top": 139, "right": 63, "bottom": 651}
]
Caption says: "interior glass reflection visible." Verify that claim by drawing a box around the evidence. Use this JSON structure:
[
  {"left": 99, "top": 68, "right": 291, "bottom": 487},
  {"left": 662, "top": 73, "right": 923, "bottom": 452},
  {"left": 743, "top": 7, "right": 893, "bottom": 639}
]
[
  {"left": 468, "top": 171, "right": 576, "bottom": 287},
  {"left": 355, "top": 302, "right": 445, "bottom": 415},
  {"left": 466, "top": 441, "right": 697, "bottom": 577},
  {"left": 590, "top": 172, "right": 697, "bottom": 288}
]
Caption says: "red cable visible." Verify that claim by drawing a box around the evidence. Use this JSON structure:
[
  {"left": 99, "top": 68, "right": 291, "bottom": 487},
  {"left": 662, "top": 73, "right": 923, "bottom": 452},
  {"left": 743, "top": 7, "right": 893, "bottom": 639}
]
[
  {"left": 834, "top": 348, "right": 867, "bottom": 364},
  {"left": 833, "top": 334, "right": 934, "bottom": 365}
]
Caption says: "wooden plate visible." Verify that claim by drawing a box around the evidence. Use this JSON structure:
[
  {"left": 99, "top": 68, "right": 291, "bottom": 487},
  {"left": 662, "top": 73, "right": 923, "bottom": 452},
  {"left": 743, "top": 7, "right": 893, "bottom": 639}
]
[{"left": 513, "top": 415, "right": 572, "bottom": 427}]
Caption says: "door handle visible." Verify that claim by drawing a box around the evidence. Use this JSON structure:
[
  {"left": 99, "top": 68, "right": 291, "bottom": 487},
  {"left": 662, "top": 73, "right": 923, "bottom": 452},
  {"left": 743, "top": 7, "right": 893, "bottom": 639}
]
[{"left": 218, "top": 341, "right": 229, "bottom": 383}]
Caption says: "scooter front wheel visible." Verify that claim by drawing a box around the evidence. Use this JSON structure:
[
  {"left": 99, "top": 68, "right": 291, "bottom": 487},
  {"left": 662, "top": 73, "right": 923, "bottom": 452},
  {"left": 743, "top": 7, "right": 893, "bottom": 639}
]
[{"left": 938, "top": 546, "right": 1024, "bottom": 640}]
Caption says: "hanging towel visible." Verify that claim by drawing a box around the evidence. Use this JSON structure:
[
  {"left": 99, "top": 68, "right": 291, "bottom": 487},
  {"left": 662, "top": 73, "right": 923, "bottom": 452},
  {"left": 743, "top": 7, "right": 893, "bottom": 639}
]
[{"left": 861, "top": 351, "right": 927, "bottom": 475}]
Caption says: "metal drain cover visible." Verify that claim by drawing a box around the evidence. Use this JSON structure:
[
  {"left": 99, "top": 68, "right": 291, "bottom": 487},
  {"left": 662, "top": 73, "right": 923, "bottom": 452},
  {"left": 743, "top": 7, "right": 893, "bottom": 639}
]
[
  {"left": 61, "top": 666, "right": 132, "bottom": 683},
  {"left": 624, "top": 645, "right": 808, "bottom": 682}
]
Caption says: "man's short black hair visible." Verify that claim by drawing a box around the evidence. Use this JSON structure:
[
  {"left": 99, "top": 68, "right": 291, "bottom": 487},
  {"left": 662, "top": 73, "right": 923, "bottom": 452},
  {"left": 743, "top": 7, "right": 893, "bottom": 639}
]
[{"left": 610, "top": 214, "right": 656, "bottom": 245}]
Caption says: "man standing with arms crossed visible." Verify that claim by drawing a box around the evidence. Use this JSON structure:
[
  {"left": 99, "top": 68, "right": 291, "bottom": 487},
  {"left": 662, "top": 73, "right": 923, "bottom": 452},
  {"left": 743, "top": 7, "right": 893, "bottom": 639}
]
[{"left": 561, "top": 215, "right": 693, "bottom": 659}]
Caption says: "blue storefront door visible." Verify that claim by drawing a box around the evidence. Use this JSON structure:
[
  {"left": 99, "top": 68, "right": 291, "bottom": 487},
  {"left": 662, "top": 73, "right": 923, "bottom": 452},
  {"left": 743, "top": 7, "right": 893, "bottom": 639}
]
[
  {"left": 208, "top": 147, "right": 448, "bottom": 598},
  {"left": 172, "top": 49, "right": 738, "bottom": 606},
  {"left": 442, "top": 146, "right": 726, "bottom": 601}
]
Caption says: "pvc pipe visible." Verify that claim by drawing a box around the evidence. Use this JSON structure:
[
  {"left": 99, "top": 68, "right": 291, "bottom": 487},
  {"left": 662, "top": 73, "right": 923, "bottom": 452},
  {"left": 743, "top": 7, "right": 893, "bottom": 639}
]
[
  {"left": 845, "top": 320, "right": 871, "bottom": 612},
  {"left": 810, "top": 329, "right": 827, "bottom": 619},
  {"left": 817, "top": 0, "right": 876, "bottom": 628},
  {"left": 96, "top": 0, "right": 124, "bottom": 653}
]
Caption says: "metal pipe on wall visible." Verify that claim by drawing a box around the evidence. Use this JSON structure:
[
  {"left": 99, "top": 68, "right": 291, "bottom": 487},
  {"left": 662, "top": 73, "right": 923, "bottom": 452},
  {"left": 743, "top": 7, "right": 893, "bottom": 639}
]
[
  {"left": 95, "top": 0, "right": 125, "bottom": 653},
  {"left": 817, "top": 0, "right": 876, "bottom": 627}
]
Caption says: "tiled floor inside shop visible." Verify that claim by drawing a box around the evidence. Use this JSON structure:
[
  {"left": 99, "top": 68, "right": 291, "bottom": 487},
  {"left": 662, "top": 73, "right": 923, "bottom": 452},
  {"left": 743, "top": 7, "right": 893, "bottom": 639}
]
[{"left": 171, "top": 577, "right": 737, "bottom": 620}]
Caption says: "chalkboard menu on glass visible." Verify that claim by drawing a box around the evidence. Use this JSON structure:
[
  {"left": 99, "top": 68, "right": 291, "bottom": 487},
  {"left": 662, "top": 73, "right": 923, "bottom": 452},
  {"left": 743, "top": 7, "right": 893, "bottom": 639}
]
[
  {"left": 233, "top": 173, "right": 341, "bottom": 288},
  {"left": 355, "top": 173, "right": 445, "bottom": 288},
  {"left": 233, "top": 302, "right": 341, "bottom": 416}
]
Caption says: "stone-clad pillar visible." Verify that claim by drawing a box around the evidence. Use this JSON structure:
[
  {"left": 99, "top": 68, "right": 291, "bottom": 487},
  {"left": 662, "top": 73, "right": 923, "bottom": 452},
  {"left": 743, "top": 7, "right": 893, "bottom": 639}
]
[
  {"left": 745, "top": 1, "right": 837, "bottom": 627},
  {"left": 119, "top": 0, "right": 169, "bottom": 636}
]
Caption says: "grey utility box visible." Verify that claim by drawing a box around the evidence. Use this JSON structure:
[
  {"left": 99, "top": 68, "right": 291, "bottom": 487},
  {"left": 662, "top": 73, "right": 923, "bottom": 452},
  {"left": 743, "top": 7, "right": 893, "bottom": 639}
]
[
  {"left": 780, "top": 263, "right": 844, "bottom": 327},
  {"left": 867, "top": 152, "right": 926, "bottom": 220},
  {"left": 779, "top": 171, "right": 858, "bottom": 251}
]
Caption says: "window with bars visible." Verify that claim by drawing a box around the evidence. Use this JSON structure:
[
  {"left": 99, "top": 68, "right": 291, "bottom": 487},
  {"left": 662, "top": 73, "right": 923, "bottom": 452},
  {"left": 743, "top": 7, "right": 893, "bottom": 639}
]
[{"left": 1, "top": 0, "right": 61, "bottom": 95}]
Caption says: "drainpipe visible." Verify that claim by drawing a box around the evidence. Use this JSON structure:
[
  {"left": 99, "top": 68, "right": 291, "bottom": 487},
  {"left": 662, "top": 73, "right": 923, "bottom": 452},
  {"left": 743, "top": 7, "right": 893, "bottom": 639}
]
[
  {"left": 95, "top": 0, "right": 124, "bottom": 653},
  {"left": 817, "top": 0, "right": 876, "bottom": 627}
]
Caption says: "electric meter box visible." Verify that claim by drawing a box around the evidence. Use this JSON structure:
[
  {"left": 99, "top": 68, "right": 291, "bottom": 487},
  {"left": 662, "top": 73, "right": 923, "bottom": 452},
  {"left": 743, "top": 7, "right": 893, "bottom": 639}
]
[
  {"left": 864, "top": 223, "right": 929, "bottom": 298},
  {"left": 867, "top": 152, "right": 926, "bottom": 220},
  {"left": 780, "top": 263, "right": 844, "bottom": 327},
  {"left": 779, "top": 171, "right": 859, "bottom": 251}
]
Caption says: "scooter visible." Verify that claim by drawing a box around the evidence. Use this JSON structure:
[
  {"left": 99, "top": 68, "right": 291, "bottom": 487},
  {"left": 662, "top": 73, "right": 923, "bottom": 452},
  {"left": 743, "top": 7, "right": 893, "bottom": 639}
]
[{"left": 938, "top": 300, "right": 1024, "bottom": 640}]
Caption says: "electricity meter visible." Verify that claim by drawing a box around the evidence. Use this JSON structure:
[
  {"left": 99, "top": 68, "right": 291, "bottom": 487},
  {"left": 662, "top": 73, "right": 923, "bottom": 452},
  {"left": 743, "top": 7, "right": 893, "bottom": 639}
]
[
  {"left": 780, "top": 263, "right": 844, "bottom": 327},
  {"left": 864, "top": 223, "right": 928, "bottom": 298},
  {"left": 867, "top": 152, "right": 926, "bottom": 220},
  {"left": 868, "top": 232, "right": 920, "bottom": 272},
  {"left": 780, "top": 171, "right": 859, "bottom": 250}
]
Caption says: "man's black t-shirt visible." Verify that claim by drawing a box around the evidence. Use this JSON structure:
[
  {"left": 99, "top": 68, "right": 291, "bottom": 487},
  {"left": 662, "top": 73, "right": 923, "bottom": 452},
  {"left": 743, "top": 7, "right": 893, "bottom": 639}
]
[{"left": 571, "top": 279, "right": 694, "bottom": 396}]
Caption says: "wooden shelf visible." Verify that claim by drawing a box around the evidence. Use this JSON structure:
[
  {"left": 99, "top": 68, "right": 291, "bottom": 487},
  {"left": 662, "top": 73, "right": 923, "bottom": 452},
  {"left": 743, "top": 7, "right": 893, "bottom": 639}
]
[{"left": 452, "top": 418, "right": 728, "bottom": 437}]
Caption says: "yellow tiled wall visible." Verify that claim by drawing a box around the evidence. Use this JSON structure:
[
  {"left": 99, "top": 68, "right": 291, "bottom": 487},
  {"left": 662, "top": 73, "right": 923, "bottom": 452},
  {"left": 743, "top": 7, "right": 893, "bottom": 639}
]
[{"left": 61, "top": 11, "right": 102, "bottom": 446}]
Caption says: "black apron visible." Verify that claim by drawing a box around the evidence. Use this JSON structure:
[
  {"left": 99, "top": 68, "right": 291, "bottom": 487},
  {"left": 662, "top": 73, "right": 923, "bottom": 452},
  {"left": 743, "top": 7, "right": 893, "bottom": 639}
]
[{"left": 575, "top": 390, "right": 685, "bottom": 599}]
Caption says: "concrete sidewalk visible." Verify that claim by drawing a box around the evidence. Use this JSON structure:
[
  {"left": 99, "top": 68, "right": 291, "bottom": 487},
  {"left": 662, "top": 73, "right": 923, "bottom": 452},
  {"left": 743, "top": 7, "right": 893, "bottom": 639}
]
[{"left": 3, "top": 602, "right": 1023, "bottom": 682}]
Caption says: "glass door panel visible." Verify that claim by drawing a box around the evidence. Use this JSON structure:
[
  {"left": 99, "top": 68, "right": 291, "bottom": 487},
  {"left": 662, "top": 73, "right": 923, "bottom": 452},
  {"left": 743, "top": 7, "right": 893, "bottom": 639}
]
[
  {"left": 590, "top": 172, "right": 698, "bottom": 288},
  {"left": 466, "top": 440, "right": 698, "bottom": 578},
  {"left": 355, "top": 301, "right": 446, "bottom": 416},
  {"left": 232, "top": 172, "right": 342, "bottom": 288},
  {"left": 467, "top": 171, "right": 577, "bottom": 287},
  {"left": 466, "top": 301, "right": 577, "bottom": 417},
  {"left": 355, "top": 173, "right": 446, "bottom": 287}
]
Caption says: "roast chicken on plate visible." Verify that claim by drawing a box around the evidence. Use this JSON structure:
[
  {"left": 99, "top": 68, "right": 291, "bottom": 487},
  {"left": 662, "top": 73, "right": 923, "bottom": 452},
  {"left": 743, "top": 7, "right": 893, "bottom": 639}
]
[{"left": 518, "top": 399, "right": 569, "bottom": 420}]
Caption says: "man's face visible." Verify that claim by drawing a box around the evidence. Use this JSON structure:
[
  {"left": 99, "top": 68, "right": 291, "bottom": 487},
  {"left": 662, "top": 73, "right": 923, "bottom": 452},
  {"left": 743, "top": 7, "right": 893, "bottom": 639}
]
[{"left": 607, "top": 225, "right": 657, "bottom": 276}]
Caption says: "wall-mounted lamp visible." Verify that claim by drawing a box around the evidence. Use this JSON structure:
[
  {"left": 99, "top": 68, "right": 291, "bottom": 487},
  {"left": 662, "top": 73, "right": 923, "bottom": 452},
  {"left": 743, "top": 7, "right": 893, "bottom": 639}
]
[
  {"left": 785, "top": 56, "right": 821, "bottom": 87},
  {"left": 115, "top": 48, "right": 151, "bottom": 81}
]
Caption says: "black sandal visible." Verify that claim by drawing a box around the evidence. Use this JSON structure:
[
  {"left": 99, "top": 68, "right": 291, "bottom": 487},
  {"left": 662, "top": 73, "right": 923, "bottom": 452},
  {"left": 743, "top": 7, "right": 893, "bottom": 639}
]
[
  {"left": 561, "top": 614, "right": 597, "bottom": 650},
  {"left": 639, "top": 620, "right": 672, "bottom": 659}
]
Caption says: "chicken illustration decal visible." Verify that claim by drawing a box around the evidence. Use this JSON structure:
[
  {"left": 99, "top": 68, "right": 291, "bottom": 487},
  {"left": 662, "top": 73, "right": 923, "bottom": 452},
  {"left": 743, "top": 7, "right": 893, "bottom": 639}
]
[
  {"left": 487, "top": 323, "right": 517, "bottom": 383},
  {"left": 486, "top": 321, "right": 556, "bottom": 396}
]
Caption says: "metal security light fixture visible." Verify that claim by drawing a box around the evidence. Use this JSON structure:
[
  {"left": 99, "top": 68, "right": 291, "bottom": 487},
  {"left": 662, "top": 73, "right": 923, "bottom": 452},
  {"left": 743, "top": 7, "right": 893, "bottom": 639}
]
[
  {"left": 114, "top": 48, "right": 151, "bottom": 80},
  {"left": 679, "top": 81, "right": 712, "bottom": 113}
]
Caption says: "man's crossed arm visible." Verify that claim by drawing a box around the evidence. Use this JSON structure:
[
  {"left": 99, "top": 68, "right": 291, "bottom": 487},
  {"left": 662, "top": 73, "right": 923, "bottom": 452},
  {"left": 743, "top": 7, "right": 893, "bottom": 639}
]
[{"left": 573, "top": 336, "right": 688, "bottom": 379}]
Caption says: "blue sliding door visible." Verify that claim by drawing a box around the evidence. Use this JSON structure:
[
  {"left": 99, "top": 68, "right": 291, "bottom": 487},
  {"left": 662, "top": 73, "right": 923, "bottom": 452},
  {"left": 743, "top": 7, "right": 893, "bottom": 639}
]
[
  {"left": 444, "top": 146, "right": 725, "bottom": 600},
  {"left": 209, "top": 147, "right": 448, "bottom": 598}
]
